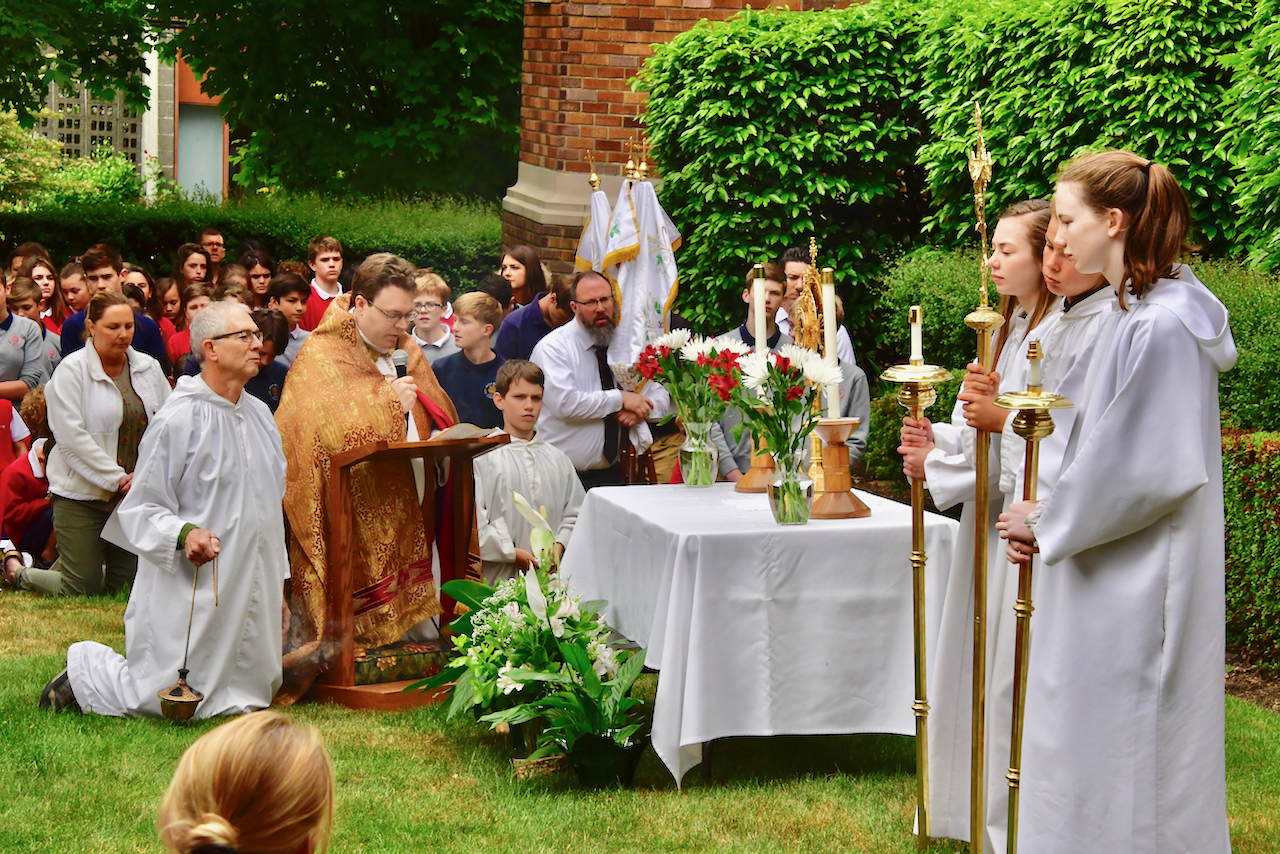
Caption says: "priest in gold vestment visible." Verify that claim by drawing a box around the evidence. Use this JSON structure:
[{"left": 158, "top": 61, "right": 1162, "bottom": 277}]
[{"left": 275, "top": 253, "right": 466, "bottom": 703}]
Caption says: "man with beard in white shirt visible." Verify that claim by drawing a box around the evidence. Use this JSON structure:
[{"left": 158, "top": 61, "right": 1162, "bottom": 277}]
[{"left": 530, "top": 271, "right": 671, "bottom": 490}]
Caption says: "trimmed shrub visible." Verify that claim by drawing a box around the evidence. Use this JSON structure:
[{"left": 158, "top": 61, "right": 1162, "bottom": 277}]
[
  {"left": 637, "top": 3, "right": 925, "bottom": 339},
  {"left": 1221, "top": 0, "right": 1280, "bottom": 269},
  {"left": 0, "top": 194, "right": 501, "bottom": 290},
  {"left": 913, "top": 0, "right": 1252, "bottom": 253},
  {"left": 1199, "top": 260, "right": 1280, "bottom": 431},
  {"left": 1222, "top": 431, "right": 1280, "bottom": 667}
]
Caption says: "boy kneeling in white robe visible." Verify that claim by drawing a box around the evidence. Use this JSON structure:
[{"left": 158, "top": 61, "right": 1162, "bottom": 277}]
[
  {"left": 474, "top": 360, "right": 585, "bottom": 584},
  {"left": 39, "top": 301, "right": 289, "bottom": 717}
]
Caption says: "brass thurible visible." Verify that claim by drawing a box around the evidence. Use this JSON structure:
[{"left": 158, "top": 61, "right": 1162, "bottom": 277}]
[
  {"left": 881, "top": 305, "right": 952, "bottom": 845},
  {"left": 994, "top": 340, "right": 1072, "bottom": 854},
  {"left": 963, "top": 101, "right": 1006, "bottom": 852}
]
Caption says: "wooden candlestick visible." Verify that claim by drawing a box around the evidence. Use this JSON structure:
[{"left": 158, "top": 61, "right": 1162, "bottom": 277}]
[
  {"left": 809, "top": 418, "right": 870, "bottom": 519},
  {"left": 735, "top": 434, "right": 775, "bottom": 493}
]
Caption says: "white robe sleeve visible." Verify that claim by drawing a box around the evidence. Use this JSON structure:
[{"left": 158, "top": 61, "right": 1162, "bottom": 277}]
[
  {"left": 101, "top": 407, "right": 194, "bottom": 576},
  {"left": 474, "top": 457, "right": 517, "bottom": 563},
  {"left": 1035, "top": 312, "right": 1211, "bottom": 565}
]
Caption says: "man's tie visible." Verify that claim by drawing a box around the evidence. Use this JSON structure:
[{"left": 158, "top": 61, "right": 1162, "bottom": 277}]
[{"left": 593, "top": 344, "right": 621, "bottom": 466}]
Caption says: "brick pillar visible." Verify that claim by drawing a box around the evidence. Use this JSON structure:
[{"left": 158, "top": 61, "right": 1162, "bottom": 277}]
[{"left": 503, "top": 1, "right": 855, "bottom": 274}]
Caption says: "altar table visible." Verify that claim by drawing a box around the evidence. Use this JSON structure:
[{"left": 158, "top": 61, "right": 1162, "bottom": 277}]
[{"left": 559, "top": 483, "right": 959, "bottom": 784}]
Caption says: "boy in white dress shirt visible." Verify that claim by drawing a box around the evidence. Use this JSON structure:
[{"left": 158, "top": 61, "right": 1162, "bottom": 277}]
[{"left": 474, "top": 360, "right": 585, "bottom": 584}]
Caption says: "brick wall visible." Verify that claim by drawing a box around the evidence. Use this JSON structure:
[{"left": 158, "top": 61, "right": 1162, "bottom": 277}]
[{"left": 507, "top": 0, "right": 857, "bottom": 272}]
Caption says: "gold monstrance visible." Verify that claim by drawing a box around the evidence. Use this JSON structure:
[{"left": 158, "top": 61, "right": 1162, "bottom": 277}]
[
  {"left": 882, "top": 307, "right": 952, "bottom": 844},
  {"left": 789, "top": 239, "right": 826, "bottom": 492},
  {"left": 994, "top": 341, "right": 1072, "bottom": 854},
  {"left": 964, "top": 102, "right": 1006, "bottom": 852}
]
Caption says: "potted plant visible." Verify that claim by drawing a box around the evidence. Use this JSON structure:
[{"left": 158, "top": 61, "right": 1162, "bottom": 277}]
[{"left": 411, "top": 494, "right": 650, "bottom": 780}]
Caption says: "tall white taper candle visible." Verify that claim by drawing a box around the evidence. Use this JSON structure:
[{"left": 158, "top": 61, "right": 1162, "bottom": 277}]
[
  {"left": 910, "top": 304, "right": 923, "bottom": 364},
  {"left": 752, "top": 264, "right": 767, "bottom": 354},
  {"left": 822, "top": 268, "right": 839, "bottom": 419}
]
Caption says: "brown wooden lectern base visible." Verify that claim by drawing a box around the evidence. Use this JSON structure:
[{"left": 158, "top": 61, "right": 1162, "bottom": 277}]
[
  {"left": 306, "top": 433, "right": 508, "bottom": 711},
  {"left": 310, "top": 681, "right": 449, "bottom": 712}
]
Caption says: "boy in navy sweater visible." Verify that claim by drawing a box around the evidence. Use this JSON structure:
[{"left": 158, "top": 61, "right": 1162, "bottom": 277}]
[{"left": 432, "top": 292, "right": 505, "bottom": 428}]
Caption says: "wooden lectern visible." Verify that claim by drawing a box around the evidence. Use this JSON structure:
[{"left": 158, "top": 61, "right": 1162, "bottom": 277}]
[{"left": 308, "top": 433, "right": 509, "bottom": 711}]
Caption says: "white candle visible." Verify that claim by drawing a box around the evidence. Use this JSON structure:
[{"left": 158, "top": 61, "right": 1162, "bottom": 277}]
[
  {"left": 909, "top": 305, "right": 923, "bottom": 363},
  {"left": 822, "top": 281, "right": 837, "bottom": 365},
  {"left": 1029, "top": 351, "right": 1042, "bottom": 388},
  {"left": 826, "top": 383, "right": 839, "bottom": 420},
  {"left": 752, "top": 264, "right": 767, "bottom": 353}
]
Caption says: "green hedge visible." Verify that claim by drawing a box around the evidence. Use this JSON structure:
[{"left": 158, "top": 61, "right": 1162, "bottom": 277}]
[
  {"left": 0, "top": 195, "right": 501, "bottom": 289},
  {"left": 1223, "top": 431, "right": 1280, "bottom": 667},
  {"left": 637, "top": 4, "right": 924, "bottom": 339},
  {"left": 640, "top": 0, "right": 1274, "bottom": 347},
  {"left": 1221, "top": 0, "right": 1280, "bottom": 269},
  {"left": 914, "top": 0, "right": 1251, "bottom": 252}
]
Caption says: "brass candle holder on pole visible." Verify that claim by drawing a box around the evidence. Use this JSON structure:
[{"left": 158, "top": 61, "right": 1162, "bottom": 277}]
[
  {"left": 994, "top": 341, "right": 1072, "bottom": 854},
  {"left": 963, "top": 102, "right": 1005, "bottom": 852},
  {"left": 881, "top": 305, "right": 952, "bottom": 844}
]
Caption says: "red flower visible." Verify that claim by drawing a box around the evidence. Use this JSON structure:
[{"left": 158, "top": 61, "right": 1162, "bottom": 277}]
[
  {"left": 696, "top": 354, "right": 715, "bottom": 367},
  {"left": 637, "top": 349, "right": 663, "bottom": 380},
  {"left": 773, "top": 355, "right": 791, "bottom": 374},
  {"left": 708, "top": 372, "right": 739, "bottom": 403},
  {"left": 785, "top": 384, "right": 805, "bottom": 402}
]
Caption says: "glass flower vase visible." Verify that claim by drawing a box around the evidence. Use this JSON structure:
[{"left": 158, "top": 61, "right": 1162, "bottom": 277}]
[
  {"left": 767, "top": 452, "right": 814, "bottom": 525},
  {"left": 679, "top": 421, "right": 718, "bottom": 488}
]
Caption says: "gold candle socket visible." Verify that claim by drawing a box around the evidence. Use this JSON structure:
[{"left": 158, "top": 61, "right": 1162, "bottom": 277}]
[
  {"left": 882, "top": 306, "right": 952, "bottom": 846},
  {"left": 994, "top": 341, "right": 1072, "bottom": 854}
]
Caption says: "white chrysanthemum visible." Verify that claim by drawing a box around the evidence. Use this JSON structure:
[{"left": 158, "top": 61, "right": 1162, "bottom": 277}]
[
  {"left": 652, "top": 329, "right": 691, "bottom": 351},
  {"left": 679, "top": 335, "right": 718, "bottom": 362},
  {"left": 803, "top": 357, "right": 844, "bottom": 387},
  {"left": 739, "top": 351, "right": 771, "bottom": 392},
  {"left": 776, "top": 343, "right": 817, "bottom": 371},
  {"left": 711, "top": 336, "right": 751, "bottom": 357}
]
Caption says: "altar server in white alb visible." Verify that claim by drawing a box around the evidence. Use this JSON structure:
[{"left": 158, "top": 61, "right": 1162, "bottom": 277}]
[
  {"left": 39, "top": 301, "right": 289, "bottom": 718},
  {"left": 475, "top": 359, "right": 584, "bottom": 583},
  {"left": 899, "top": 200, "right": 1058, "bottom": 853},
  {"left": 1000, "top": 150, "right": 1236, "bottom": 854}
]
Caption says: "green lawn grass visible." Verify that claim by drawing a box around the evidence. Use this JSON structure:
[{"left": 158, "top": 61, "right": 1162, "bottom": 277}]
[{"left": 2, "top": 593, "right": 1277, "bottom": 853}]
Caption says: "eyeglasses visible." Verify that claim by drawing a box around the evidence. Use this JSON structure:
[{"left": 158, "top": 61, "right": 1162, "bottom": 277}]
[
  {"left": 365, "top": 301, "right": 419, "bottom": 324},
  {"left": 573, "top": 296, "right": 615, "bottom": 309},
  {"left": 414, "top": 302, "right": 445, "bottom": 311},
  {"left": 201, "top": 241, "right": 225, "bottom": 249},
  {"left": 209, "top": 329, "right": 263, "bottom": 343}
]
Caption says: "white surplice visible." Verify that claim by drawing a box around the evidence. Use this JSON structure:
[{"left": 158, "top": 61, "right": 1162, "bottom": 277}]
[
  {"left": 921, "top": 307, "right": 1063, "bottom": 853},
  {"left": 474, "top": 432, "right": 585, "bottom": 584},
  {"left": 67, "top": 376, "right": 289, "bottom": 719},
  {"left": 1022, "top": 267, "right": 1235, "bottom": 854}
]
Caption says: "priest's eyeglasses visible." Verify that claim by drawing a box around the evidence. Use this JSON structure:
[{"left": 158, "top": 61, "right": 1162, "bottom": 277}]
[
  {"left": 573, "top": 296, "right": 615, "bottom": 309},
  {"left": 366, "top": 302, "right": 420, "bottom": 324},
  {"left": 209, "top": 329, "right": 264, "bottom": 343}
]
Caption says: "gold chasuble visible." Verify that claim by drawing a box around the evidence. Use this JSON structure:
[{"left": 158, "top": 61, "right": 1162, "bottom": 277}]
[{"left": 275, "top": 294, "right": 462, "bottom": 703}]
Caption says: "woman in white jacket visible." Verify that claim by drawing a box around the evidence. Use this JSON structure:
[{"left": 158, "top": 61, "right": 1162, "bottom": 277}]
[{"left": 12, "top": 290, "right": 170, "bottom": 595}]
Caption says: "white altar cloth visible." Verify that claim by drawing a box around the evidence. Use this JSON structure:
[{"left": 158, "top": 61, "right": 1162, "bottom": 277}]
[{"left": 560, "top": 483, "right": 959, "bottom": 784}]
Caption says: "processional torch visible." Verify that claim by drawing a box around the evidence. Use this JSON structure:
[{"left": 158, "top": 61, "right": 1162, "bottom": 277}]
[
  {"left": 963, "top": 102, "right": 1005, "bottom": 850},
  {"left": 882, "top": 306, "right": 951, "bottom": 843},
  {"left": 994, "top": 341, "right": 1072, "bottom": 854}
]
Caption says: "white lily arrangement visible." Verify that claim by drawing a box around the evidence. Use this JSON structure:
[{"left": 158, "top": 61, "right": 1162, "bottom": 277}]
[{"left": 412, "top": 491, "right": 638, "bottom": 738}]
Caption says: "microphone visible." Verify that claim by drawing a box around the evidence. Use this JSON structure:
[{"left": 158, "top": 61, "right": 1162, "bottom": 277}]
[{"left": 391, "top": 349, "right": 409, "bottom": 379}]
